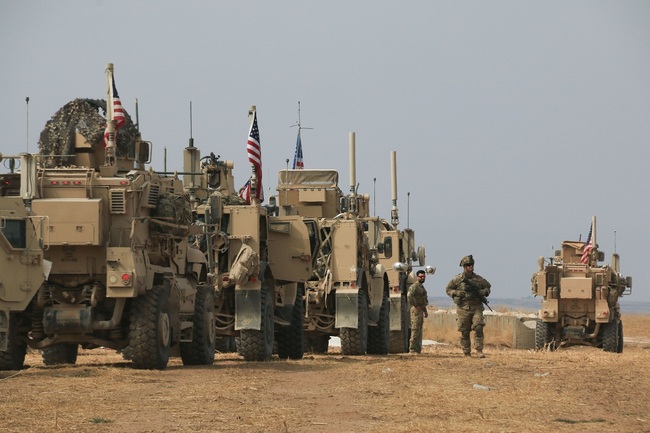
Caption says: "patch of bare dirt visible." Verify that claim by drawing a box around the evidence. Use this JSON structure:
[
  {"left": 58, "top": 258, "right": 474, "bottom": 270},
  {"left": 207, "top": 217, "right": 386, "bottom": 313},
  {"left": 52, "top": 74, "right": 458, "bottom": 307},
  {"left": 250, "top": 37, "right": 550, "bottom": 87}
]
[{"left": 1, "top": 341, "right": 649, "bottom": 433}]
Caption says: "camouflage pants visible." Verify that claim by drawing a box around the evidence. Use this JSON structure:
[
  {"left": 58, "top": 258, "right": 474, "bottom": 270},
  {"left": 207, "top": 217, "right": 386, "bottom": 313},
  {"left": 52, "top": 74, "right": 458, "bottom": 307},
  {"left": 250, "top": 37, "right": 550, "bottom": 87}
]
[
  {"left": 409, "top": 306, "right": 424, "bottom": 353},
  {"left": 455, "top": 304, "right": 485, "bottom": 354}
]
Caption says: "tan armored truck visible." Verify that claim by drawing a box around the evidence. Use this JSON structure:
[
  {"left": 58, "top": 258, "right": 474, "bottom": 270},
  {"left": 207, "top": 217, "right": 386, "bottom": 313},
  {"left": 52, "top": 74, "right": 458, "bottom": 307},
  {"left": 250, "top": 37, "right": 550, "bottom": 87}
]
[
  {"left": 531, "top": 217, "right": 632, "bottom": 352},
  {"left": 181, "top": 106, "right": 321, "bottom": 361},
  {"left": 380, "top": 151, "right": 432, "bottom": 353},
  {"left": 0, "top": 65, "right": 216, "bottom": 370},
  {"left": 275, "top": 132, "right": 390, "bottom": 355},
  {"left": 0, "top": 178, "right": 47, "bottom": 369}
]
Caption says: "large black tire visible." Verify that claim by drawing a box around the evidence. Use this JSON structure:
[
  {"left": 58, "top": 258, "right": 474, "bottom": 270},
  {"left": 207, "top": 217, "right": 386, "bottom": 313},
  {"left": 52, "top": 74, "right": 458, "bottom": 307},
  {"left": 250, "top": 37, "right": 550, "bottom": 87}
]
[
  {"left": 0, "top": 313, "right": 27, "bottom": 371},
  {"left": 239, "top": 286, "right": 274, "bottom": 361},
  {"left": 180, "top": 285, "right": 216, "bottom": 365},
  {"left": 367, "top": 289, "right": 390, "bottom": 355},
  {"left": 389, "top": 294, "right": 409, "bottom": 353},
  {"left": 617, "top": 320, "right": 624, "bottom": 353},
  {"left": 276, "top": 287, "right": 305, "bottom": 360},
  {"left": 340, "top": 291, "right": 368, "bottom": 356},
  {"left": 124, "top": 285, "right": 172, "bottom": 370},
  {"left": 42, "top": 343, "right": 79, "bottom": 366},
  {"left": 534, "top": 319, "right": 557, "bottom": 351},
  {"left": 602, "top": 319, "right": 619, "bottom": 353}
]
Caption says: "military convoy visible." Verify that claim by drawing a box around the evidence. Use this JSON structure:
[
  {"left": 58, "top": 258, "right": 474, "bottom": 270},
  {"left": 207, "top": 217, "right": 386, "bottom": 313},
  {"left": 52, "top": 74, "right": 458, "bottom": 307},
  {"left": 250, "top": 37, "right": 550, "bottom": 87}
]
[
  {"left": 0, "top": 64, "right": 639, "bottom": 371},
  {"left": 531, "top": 217, "right": 632, "bottom": 352}
]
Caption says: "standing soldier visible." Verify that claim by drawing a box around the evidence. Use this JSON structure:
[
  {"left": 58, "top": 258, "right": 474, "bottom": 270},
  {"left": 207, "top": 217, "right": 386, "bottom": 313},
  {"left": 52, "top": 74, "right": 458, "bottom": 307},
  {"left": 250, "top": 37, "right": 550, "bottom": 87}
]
[
  {"left": 446, "top": 255, "right": 491, "bottom": 358},
  {"left": 408, "top": 270, "right": 429, "bottom": 354}
]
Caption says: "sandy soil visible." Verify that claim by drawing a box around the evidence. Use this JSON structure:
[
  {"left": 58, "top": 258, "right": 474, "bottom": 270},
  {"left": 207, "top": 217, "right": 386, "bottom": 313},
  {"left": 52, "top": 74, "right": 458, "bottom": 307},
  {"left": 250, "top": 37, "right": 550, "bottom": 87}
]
[{"left": 1, "top": 339, "right": 649, "bottom": 433}]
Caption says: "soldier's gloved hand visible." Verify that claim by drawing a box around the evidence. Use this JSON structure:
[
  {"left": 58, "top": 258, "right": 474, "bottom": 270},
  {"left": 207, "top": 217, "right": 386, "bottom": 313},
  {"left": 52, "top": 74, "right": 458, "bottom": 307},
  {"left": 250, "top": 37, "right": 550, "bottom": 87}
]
[
  {"left": 457, "top": 291, "right": 466, "bottom": 300},
  {"left": 479, "top": 289, "right": 489, "bottom": 297}
]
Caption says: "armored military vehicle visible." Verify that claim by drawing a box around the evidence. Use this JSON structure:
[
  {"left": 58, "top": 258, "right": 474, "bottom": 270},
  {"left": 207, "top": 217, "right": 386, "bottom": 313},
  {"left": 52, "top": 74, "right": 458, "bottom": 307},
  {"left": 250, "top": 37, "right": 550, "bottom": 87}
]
[
  {"left": 378, "top": 151, "right": 431, "bottom": 353},
  {"left": 0, "top": 169, "right": 47, "bottom": 369},
  {"left": 0, "top": 65, "right": 215, "bottom": 370},
  {"left": 181, "top": 106, "right": 321, "bottom": 361},
  {"left": 275, "top": 132, "right": 390, "bottom": 355},
  {"left": 531, "top": 217, "right": 632, "bottom": 352}
]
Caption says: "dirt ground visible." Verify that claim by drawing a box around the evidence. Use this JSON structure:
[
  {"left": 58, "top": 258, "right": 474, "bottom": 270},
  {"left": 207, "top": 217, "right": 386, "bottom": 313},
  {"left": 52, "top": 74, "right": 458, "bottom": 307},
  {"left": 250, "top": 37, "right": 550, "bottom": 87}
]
[{"left": 2, "top": 334, "right": 649, "bottom": 433}]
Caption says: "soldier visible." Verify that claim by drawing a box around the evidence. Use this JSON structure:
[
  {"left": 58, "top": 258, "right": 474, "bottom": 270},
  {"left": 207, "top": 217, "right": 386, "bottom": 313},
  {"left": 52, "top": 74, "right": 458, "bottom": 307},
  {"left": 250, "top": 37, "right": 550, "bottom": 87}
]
[
  {"left": 446, "top": 255, "right": 491, "bottom": 358},
  {"left": 407, "top": 269, "right": 429, "bottom": 354}
]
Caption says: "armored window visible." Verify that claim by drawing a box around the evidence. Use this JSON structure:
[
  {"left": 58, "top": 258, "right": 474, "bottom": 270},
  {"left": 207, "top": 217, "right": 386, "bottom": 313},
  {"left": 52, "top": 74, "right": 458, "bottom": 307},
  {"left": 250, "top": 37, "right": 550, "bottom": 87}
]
[
  {"left": 1, "top": 219, "right": 26, "bottom": 249},
  {"left": 547, "top": 273, "right": 556, "bottom": 285},
  {"left": 383, "top": 236, "right": 393, "bottom": 259}
]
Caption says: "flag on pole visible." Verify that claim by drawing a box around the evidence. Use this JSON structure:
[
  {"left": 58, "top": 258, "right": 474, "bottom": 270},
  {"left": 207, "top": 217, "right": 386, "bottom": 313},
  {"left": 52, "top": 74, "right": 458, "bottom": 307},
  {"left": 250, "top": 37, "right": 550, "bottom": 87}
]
[
  {"left": 580, "top": 223, "right": 593, "bottom": 264},
  {"left": 292, "top": 131, "right": 304, "bottom": 169},
  {"left": 238, "top": 110, "right": 263, "bottom": 203},
  {"left": 104, "top": 75, "right": 126, "bottom": 147},
  {"left": 238, "top": 177, "right": 252, "bottom": 203}
]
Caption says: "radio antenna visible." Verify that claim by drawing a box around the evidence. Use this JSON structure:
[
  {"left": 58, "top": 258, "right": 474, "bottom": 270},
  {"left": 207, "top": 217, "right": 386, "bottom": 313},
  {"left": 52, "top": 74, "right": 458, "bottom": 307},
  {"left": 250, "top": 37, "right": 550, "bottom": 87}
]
[
  {"left": 25, "top": 97, "right": 30, "bottom": 152},
  {"left": 373, "top": 177, "right": 376, "bottom": 216},
  {"left": 407, "top": 191, "right": 411, "bottom": 229},
  {"left": 189, "top": 101, "right": 194, "bottom": 148}
]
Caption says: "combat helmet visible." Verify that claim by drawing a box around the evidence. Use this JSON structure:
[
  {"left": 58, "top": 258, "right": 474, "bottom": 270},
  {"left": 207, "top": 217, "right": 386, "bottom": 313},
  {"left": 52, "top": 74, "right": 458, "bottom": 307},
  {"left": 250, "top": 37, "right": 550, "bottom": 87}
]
[{"left": 459, "top": 255, "right": 474, "bottom": 267}]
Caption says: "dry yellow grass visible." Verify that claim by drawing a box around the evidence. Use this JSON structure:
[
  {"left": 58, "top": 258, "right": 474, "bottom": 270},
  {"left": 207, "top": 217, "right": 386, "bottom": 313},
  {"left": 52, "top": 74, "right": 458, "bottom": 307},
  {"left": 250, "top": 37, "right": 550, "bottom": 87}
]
[{"left": 0, "top": 313, "right": 648, "bottom": 433}]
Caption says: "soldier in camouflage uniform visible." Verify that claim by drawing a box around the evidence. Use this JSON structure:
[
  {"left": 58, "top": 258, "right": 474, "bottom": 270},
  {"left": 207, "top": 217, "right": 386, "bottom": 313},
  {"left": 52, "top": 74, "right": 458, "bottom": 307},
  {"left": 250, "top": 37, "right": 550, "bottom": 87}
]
[
  {"left": 407, "top": 270, "right": 429, "bottom": 354},
  {"left": 446, "top": 255, "right": 491, "bottom": 358}
]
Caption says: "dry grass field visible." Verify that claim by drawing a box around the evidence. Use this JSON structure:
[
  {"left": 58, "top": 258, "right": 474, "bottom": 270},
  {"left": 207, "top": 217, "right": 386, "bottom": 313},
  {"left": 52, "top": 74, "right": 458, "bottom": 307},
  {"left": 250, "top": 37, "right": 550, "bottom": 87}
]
[{"left": 1, "top": 312, "right": 649, "bottom": 433}]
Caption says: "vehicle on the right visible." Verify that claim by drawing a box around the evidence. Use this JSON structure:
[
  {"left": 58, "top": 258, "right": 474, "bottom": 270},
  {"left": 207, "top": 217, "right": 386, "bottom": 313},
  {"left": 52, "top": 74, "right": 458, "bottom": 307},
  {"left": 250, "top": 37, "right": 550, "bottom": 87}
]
[{"left": 531, "top": 216, "right": 632, "bottom": 352}]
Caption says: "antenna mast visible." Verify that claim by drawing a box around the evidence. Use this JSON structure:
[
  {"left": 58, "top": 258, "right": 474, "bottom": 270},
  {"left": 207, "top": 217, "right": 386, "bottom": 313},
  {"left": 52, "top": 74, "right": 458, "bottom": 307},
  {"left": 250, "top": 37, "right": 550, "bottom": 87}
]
[{"left": 25, "top": 97, "right": 30, "bottom": 152}]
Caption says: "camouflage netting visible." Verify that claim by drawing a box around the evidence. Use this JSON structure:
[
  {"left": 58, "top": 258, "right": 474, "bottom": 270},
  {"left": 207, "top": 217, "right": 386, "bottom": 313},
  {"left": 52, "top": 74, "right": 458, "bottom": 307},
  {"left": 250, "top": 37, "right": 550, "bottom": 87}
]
[
  {"left": 151, "top": 192, "right": 193, "bottom": 238},
  {"left": 38, "top": 98, "right": 138, "bottom": 167}
]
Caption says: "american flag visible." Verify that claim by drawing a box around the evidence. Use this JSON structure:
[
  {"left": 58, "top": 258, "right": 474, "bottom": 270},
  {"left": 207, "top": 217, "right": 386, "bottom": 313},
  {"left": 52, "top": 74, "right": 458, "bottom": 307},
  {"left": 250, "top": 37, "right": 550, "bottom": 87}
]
[
  {"left": 103, "top": 75, "right": 126, "bottom": 147},
  {"left": 238, "top": 110, "right": 263, "bottom": 203},
  {"left": 238, "top": 177, "right": 252, "bottom": 204},
  {"left": 580, "top": 223, "right": 593, "bottom": 264},
  {"left": 292, "top": 131, "right": 304, "bottom": 169}
]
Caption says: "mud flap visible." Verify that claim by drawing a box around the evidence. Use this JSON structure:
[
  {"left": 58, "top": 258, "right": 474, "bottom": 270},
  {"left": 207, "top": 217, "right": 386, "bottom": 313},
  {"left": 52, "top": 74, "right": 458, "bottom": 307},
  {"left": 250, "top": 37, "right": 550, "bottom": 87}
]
[
  {"left": 235, "top": 288, "right": 262, "bottom": 331},
  {"left": 335, "top": 290, "right": 359, "bottom": 329},
  {"left": 389, "top": 296, "right": 401, "bottom": 331}
]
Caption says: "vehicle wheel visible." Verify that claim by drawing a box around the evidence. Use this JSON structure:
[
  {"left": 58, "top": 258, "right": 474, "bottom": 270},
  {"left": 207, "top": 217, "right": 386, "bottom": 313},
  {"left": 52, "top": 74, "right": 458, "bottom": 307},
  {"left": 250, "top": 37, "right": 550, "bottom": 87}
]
[
  {"left": 535, "top": 319, "right": 557, "bottom": 351},
  {"left": 239, "top": 286, "right": 274, "bottom": 361},
  {"left": 340, "top": 290, "right": 368, "bottom": 356},
  {"left": 368, "top": 289, "right": 390, "bottom": 354},
  {"left": 277, "top": 286, "right": 305, "bottom": 360},
  {"left": 617, "top": 320, "right": 624, "bottom": 353},
  {"left": 389, "top": 294, "right": 409, "bottom": 353},
  {"left": 0, "top": 313, "right": 27, "bottom": 370},
  {"left": 124, "top": 284, "right": 172, "bottom": 369},
  {"left": 180, "top": 285, "right": 216, "bottom": 365},
  {"left": 602, "top": 319, "right": 619, "bottom": 353},
  {"left": 42, "top": 343, "right": 79, "bottom": 365}
]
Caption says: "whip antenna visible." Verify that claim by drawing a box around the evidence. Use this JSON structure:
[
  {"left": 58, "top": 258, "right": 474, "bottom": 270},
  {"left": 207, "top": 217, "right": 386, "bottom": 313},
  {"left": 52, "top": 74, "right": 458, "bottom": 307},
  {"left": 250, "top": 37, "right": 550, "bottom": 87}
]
[{"left": 25, "top": 97, "right": 30, "bottom": 152}]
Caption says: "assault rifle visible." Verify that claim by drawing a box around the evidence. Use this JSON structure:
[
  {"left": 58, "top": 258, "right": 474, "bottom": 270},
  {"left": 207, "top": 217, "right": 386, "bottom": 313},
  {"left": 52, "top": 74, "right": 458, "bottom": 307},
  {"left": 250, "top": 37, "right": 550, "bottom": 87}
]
[{"left": 462, "top": 277, "right": 493, "bottom": 312}]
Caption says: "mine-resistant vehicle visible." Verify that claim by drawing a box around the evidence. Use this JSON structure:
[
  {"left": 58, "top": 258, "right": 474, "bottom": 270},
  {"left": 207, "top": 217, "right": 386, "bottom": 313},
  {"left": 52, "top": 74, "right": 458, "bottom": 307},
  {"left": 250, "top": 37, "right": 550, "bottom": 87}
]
[
  {"left": 381, "top": 151, "right": 432, "bottom": 353},
  {"left": 274, "top": 132, "right": 391, "bottom": 355},
  {"left": 0, "top": 179, "right": 47, "bottom": 370},
  {"left": 531, "top": 216, "right": 632, "bottom": 352},
  {"left": 0, "top": 64, "right": 215, "bottom": 370},
  {"left": 181, "top": 106, "right": 321, "bottom": 361}
]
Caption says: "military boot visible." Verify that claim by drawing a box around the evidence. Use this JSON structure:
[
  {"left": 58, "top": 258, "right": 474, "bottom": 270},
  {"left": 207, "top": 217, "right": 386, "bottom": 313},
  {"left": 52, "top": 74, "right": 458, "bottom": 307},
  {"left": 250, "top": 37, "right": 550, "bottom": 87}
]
[{"left": 476, "top": 350, "right": 485, "bottom": 359}]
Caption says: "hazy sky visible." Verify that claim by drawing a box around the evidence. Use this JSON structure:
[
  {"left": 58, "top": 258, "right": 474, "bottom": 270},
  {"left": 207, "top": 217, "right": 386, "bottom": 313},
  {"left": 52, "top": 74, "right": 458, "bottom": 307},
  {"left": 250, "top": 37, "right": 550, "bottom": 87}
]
[{"left": 2, "top": 1, "right": 649, "bottom": 306}]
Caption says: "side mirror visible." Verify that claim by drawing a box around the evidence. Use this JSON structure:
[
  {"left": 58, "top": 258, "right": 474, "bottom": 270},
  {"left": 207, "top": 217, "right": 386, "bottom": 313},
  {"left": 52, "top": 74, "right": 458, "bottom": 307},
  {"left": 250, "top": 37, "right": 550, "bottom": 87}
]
[
  {"left": 425, "top": 266, "right": 436, "bottom": 275},
  {"left": 392, "top": 262, "right": 408, "bottom": 272}
]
